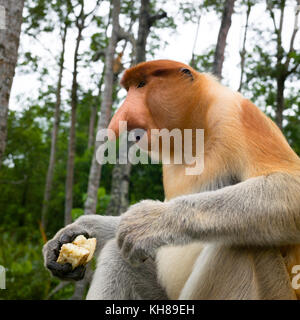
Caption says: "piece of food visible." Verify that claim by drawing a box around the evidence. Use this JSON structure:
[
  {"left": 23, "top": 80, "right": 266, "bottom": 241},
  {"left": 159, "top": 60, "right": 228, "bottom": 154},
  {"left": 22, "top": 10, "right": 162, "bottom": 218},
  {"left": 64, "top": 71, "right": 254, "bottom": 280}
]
[
  {"left": 57, "top": 243, "right": 89, "bottom": 269},
  {"left": 56, "top": 235, "right": 97, "bottom": 269},
  {"left": 73, "top": 235, "right": 97, "bottom": 262}
]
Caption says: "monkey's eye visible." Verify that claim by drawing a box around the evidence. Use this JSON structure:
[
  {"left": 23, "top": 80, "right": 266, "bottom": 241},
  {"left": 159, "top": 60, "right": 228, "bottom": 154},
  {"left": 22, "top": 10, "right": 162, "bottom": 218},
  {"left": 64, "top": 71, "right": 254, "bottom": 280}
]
[
  {"left": 137, "top": 81, "right": 146, "bottom": 88},
  {"left": 180, "top": 68, "right": 194, "bottom": 81}
]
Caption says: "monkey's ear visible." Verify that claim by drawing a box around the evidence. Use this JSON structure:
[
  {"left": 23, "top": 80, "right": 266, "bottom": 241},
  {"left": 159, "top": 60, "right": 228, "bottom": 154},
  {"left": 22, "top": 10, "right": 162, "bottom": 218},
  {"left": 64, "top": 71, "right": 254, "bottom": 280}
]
[{"left": 180, "top": 68, "right": 194, "bottom": 81}]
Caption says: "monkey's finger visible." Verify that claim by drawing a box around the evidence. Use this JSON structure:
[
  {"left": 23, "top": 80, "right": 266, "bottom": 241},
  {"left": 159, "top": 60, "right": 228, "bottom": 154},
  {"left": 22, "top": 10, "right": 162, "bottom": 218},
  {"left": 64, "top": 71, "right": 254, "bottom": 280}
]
[
  {"left": 43, "top": 239, "right": 61, "bottom": 263},
  {"left": 59, "top": 265, "right": 86, "bottom": 281},
  {"left": 47, "top": 261, "right": 73, "bottom": 275},
  {"left": 47, "top": 261, "right": 85, "bottom": 281},
  {"left": 59, "top": 230, "right": 90, "bottom": 245}
]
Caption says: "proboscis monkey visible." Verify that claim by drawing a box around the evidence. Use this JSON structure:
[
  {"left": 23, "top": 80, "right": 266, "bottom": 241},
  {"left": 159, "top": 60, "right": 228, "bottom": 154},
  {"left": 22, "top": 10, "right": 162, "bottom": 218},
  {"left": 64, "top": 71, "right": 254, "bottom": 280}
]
[{"left": 43, "top": 60, "right": 300, "bottom": 300}]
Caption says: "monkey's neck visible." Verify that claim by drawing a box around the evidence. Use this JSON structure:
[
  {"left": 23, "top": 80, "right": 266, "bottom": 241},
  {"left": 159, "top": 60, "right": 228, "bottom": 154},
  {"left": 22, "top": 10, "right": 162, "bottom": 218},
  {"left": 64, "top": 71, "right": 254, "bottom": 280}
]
[
  {"left": 162, "top": 163, "right": 240, "bottom": 200},
  {"left": 163, "top": 92, "right": 300, "bottom": 200},
  {"left": 162, "top": 129, "right": 243, "bottom": 200}
]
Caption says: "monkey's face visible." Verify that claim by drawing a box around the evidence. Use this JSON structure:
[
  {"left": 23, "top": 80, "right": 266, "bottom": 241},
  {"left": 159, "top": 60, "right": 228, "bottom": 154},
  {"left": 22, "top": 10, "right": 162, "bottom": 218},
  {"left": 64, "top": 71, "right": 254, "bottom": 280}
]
[{"left": 108, "top": 60, "right": 201, "bottom": 160}]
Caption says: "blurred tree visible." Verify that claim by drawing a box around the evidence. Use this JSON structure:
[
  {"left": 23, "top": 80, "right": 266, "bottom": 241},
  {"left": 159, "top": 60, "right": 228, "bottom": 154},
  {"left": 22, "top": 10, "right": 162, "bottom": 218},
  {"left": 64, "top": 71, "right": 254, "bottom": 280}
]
[
  {"left": 41, "top": 1, "right": 72, "bottom": 232},
  {"left": 183, "top": 0, "right": 231, "bottom": 73},
  {"left": 70, "top": 0, "right": 124, "bottom": 299},
  {"left": 213, "top": 0, "right": 236, "bottom": 78},
  {"left": 0, "top": 0, "right": 25, "bottom": 167},
  {"left": 65, "top": 0, "right": 101, "bottom": 226},
  {"left": 183, "top": 0, "right": 223, "bottom": 68},
  {"left": 85, "top": 1, "right": 138, "bottom": 218},
  {"left": 238, "top": 0, "right": 256, "bottom": 92},
  {"left": 87, "top": 74, "right": 104, "bottom": 149},
  {"left": 84, "top": 0, "right": 122, "bottom": 216},
  {"left": 106, "top": 0, "right": 168, "bottom": 217},
  {"left": 265, "top": 0, "right": 300, "bottom": 129},
  {"left": 88, "top": 9, "right": 113, "bottom": 150},
  {"left": 244, "top": 0, "right": 300, "bottom": 132},
  {"left": 240, "top": 0, "right": 300, "bottom": 155},
  {"left": 71, "top": 0, "right": 169, "bottom": 299},
  {"left": 135, "top": 0, "right": 167, "bottom": 64},
  {"left": 190, "top": 9, "right": 202, "bottom": 68},
  {"left": 64, "top": 1, "right": 85, "bottom": 226}
]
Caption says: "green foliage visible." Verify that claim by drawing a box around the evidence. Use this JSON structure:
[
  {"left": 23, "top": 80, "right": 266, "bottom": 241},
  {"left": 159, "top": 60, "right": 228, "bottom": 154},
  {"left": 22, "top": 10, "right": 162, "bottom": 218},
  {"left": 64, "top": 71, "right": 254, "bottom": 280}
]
[
  {"left": 0, "top": 228, "right": 51, "bottom": 300},
  {"left": 96, "top": 187, "right": 111, "bottom": 214},
  {"left": 130, "top": 163, "right": 164, "bottom": 202},
  {"left": 90, "top": 32, "right": 109, "bottom": 54},
  {"left": 0, "top": 108, "right": 48, "bottom": 229},
  {"left": 283, "top": 91, "right": 300, "bottom": 155},
  {"left": 71, "top": 208, "right": 84, "bottom": 221},
  {"left": 121, "top": 0, "right": 139, "bottom": 19},
  {"left": 23, "top": 0, "right": 50, "bottom": 33},
  {"left": 242, "top": 1, "right": 300, "bottom": 153},
  {"left": 191, "top": 46, "right": 215, "bottom": 72},
  {"left": 178, "top": 0, "right": 224, "bottom": 23}
]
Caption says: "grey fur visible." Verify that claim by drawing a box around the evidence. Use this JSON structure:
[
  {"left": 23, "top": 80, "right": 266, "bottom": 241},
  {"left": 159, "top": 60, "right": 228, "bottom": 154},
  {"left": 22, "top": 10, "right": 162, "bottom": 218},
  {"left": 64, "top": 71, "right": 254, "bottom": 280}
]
[
  {"left": 43, "top": 214, "right": 167, "bottom": 299},
  {"left": 43, "top": 172, "right": 300, "bottom": 299},
  {"left": 87, "top": 239, "right": 167, "bottom": 300},
  {"left": 117, "top": 173, "right": 300, "bottom": 259}
]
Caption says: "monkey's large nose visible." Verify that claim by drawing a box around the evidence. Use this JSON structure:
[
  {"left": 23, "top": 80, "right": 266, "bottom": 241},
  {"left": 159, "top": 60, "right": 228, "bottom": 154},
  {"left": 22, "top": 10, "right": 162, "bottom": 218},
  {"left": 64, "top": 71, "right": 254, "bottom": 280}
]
[
  {"left": 107, "top": 106, "right": 128, "bottom": 140},
  {"left": 108, "top": 92, "right": 151, "bottom": 141}
]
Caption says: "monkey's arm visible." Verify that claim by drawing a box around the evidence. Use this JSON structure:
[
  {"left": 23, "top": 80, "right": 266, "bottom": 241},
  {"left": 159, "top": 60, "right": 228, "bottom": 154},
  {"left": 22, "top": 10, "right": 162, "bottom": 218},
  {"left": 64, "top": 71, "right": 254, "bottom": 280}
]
[
  {"left": 43, "top": 215, "right": 120, "bottom": 280},
  {"left": 117, "top": 173, "right": 300, "bottom": 264}
]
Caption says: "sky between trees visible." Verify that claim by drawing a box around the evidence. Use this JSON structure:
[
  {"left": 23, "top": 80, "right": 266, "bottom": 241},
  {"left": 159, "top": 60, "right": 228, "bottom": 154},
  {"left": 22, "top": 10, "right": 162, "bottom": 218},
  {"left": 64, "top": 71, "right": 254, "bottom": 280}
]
[{"left": 11, "top": 0, "right": 299, "bottom": 113}]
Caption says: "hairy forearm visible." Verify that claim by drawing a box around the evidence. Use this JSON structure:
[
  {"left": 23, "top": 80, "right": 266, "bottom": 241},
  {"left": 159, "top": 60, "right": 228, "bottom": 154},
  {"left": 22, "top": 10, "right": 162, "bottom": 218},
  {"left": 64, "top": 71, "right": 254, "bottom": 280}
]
[
  {"left": 169, "top": 173, "right": 300, "bottom": 246},
  {"left": 71, "top": 215, "right": 121, "bottom": 250}
]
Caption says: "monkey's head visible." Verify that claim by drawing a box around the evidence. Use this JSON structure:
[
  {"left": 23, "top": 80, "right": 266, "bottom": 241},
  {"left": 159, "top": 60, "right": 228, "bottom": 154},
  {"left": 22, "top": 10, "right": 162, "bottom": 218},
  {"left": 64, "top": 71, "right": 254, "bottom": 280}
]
[{"left": 108, "top": 60, "right": 208, "bottom": 161}]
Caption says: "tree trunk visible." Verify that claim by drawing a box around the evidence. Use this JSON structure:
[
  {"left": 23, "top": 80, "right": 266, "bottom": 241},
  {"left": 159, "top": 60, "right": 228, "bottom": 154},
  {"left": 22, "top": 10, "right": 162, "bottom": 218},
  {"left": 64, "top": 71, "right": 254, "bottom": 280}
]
[
  {"left": 105, "top": 143, "right": 132, "bottom": 216},
  {"left": 238, "top": 1, "right": 252, "bottom": 92},
  {"left": 105, "top": 0, "right": 167, "bottom": 217},
  {"left": 135, "top": 0, "right": 150, "bottom": 64},
  {"left": 87, "top": 71, "right": 105, "bottom": 149},
  {"left": 74, "top": 0, "right": 168, "bottom": 300},
  {"left": 212, "top": 0, "right": 236, "bottom": 78},
  {"left": 87, "top": 105, "right": 97, "bottom": 149},
  {"left": 266, "top": 0, "right": 287, "bottom": 130},
  {"left": 0, "top": 0, "right": 24, "bottom": 167},
  {"left": 41, "top": 23, "right": 68, "bottom": 231},
  {"left": 275, "top": 77, "right": 285, "bottom": 130},
  {"left": 191, "top": 13, "right": 201, "bottom": 69},
  {"left": 64, "top": 16, "right": 84, "bottom": 226},
  {"left": 70, "top": 0, "right": 121, "bottom": 300},
  {"left": 84, "top": 0, "right": 120, "bottom": 216},
  {"left": 105, "top": 0, "right": 150, "bottom": 217}
]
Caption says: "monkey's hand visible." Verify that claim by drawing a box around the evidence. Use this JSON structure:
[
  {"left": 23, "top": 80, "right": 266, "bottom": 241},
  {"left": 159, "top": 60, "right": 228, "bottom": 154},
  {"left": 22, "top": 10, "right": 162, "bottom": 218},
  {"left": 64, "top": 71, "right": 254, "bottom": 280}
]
[
  {"left": 43, "top": 215, "right": 120, "bottom": 280},
  {"left": 43, "top": 224, "right": 90, "bottom": 281},
  {"left": 117, "top": 200, "right": 188, "bottom": 266}
]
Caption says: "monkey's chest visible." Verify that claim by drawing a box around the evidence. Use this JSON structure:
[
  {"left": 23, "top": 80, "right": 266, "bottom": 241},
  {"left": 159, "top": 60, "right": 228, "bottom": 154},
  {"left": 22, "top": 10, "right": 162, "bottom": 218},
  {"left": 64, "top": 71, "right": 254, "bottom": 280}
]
[{"left": 157, "top": 243, "right": 297, "bottom": 300}]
